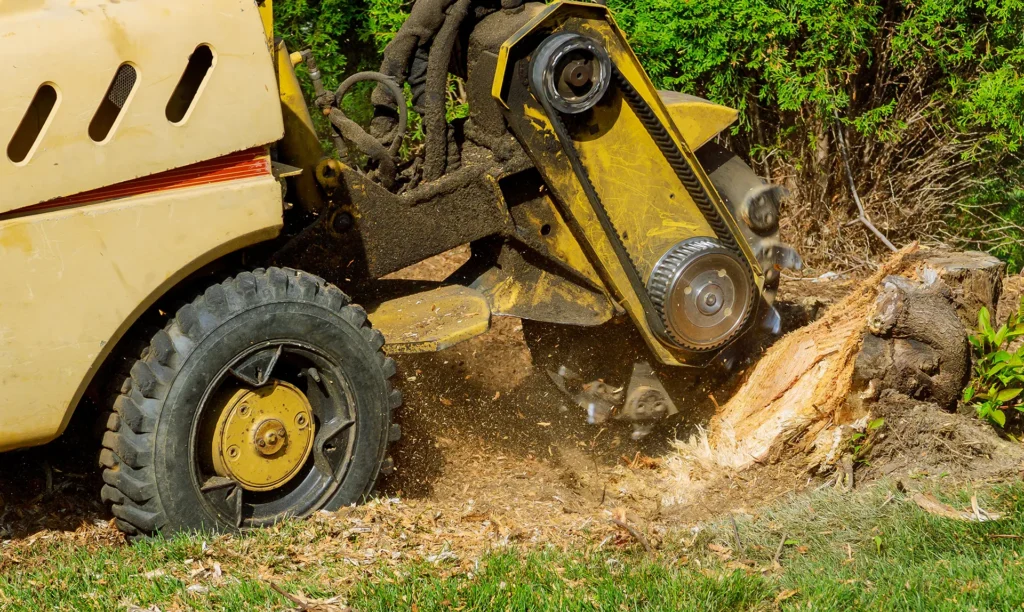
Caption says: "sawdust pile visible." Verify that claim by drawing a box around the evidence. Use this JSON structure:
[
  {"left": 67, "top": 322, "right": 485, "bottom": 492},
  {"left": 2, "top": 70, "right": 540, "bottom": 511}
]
[{"left": 0, "top": 438, "right": 675, "bottom": 583}]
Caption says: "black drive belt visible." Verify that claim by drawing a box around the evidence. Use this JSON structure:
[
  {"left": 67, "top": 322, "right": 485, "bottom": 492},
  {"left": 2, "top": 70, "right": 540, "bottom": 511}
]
[{"left": 535, "top": 62, "right": 756, "bottom": 351}]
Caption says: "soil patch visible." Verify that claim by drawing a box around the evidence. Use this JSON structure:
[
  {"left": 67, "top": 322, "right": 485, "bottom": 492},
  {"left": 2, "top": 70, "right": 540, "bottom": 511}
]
[{"left": 860, "top": 392, "right": 1024, "bottom": 483}]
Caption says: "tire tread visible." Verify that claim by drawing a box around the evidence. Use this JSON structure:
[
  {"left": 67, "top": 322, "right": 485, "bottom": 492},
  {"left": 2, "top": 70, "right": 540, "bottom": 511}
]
[{"left": 101, "top": 267, "right": 401, "bottom": 536}]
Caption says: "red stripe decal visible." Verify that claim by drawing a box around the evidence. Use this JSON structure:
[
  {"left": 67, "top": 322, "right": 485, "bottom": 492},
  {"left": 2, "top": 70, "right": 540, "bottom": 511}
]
[{"left": 15, "top": 148, "right": 271, "bottom": 214}]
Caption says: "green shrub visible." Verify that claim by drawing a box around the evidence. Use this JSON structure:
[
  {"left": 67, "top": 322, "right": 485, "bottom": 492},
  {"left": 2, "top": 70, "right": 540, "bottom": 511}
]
[
  {"left": 964, "top": 300, "right": 1024, "bottom": 427},
  {"left": 273, "top": 0, "right": 382, "bottom": 149},
  {"left": 953, "top": 163, "right": 1024, "bottom": 273}
]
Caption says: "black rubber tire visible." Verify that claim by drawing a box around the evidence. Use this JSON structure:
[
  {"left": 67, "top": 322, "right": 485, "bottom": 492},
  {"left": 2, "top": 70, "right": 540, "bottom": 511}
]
[{"left": 99, "top": 267, "right": 401, "bottom": 536}]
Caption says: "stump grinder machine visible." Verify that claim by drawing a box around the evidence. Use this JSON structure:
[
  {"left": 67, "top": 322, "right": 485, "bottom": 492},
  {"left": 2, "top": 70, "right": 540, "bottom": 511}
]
[{"left": 0, "top": 0, "right": 799, "bottom": 535}]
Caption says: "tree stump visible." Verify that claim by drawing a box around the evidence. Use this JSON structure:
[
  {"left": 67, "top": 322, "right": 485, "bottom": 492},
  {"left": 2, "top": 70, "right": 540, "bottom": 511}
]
[
  {"left": 696, "top": 245, "right": 988, "bottom": 473},
  {"left": 916, "top": 251, "right": 1004, "bottom": 329},
  {"left": 703, "top": 246, "right": 922, "bottom": 471}
]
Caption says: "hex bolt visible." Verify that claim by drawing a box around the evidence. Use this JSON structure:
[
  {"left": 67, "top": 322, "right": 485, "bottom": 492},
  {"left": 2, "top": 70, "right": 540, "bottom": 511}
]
[{"left": 332, "top": 212, "right": 354, "bottom": 234}]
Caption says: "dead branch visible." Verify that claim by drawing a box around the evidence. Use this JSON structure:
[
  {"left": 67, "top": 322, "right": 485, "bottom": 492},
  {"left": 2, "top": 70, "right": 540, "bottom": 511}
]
[{"left": 609, "top": 518, "right": 654, "bottom": 554}]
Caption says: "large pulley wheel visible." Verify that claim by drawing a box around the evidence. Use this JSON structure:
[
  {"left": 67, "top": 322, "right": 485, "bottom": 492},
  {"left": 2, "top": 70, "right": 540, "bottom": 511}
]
[
  {"left": 100, "top": 268, "right": 402, "bottom": 536},
  {"left": 647, "top": 238, "right": 755, "bottom": 351}
]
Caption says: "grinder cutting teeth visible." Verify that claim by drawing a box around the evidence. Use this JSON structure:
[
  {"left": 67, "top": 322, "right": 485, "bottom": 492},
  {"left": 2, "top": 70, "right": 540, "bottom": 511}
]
[{"left": 695, "top": 142, "right": 804, "bottom": 308}]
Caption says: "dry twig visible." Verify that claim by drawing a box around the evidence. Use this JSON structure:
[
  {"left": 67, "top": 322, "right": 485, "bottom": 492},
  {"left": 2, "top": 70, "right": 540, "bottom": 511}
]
[
  {"left": 773, "top": 533, "right": 787, "bottom": 566},
  {"left": 609, "top": 518, "right": 654, "bottom": 554},
  {"left": 729, "top": 514, "right": 743, "bottom": 553}
]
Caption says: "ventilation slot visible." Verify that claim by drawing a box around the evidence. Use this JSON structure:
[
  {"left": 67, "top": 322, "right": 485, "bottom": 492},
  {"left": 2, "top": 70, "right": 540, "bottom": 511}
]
[
  {"left": 166, "top": 44, "right": 215, "bottom": 124},
  {"left": 89, "top": 63, "right": 139, "bottom": 143},
  {"left": 7, "top": 84, "right": 59, "bottom": 164}
]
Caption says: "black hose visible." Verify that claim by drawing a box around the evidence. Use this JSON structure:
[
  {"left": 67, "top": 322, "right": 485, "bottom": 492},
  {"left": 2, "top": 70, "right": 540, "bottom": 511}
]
[
  {"left": 423, "top": 0, "right": 472, "bottom": 182},
  {"left": 370, "top": 0, "right": 460, "bottom": 141},
  {"left": 330, "top": 71, "right": 409, "bottom": 189}
]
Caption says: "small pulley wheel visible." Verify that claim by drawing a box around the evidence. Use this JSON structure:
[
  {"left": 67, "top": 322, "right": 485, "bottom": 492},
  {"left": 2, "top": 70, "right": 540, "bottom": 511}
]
[
  {"left": 530, "top": 32, "right": 612, "bottom": 115},
  {"left": 647, "top": 238, "right": 755, "bottom": 351}
]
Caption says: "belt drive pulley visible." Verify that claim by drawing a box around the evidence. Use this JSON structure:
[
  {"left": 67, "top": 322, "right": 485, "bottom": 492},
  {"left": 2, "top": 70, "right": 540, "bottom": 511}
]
[{"left": 529, "top": 32, "right": 756, "bottom": 353}]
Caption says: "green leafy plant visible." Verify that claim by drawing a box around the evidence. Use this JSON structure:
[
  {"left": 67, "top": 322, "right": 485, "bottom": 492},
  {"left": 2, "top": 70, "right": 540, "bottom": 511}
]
[
  {"left": 963, "top": 300, "right": 1024, "bottom": 427},
  {"left": 849, "top": 417, "right": 885, "bottom": 463}
]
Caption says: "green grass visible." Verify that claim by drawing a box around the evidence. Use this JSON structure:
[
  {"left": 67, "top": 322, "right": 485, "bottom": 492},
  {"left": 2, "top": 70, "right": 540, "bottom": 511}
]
[{"left": 1, "top": 482, "right": 1022, "bottom": 610}]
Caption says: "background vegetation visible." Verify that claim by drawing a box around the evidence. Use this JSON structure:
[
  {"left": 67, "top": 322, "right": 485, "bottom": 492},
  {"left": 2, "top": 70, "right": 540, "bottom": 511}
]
[{"left": 274, "top": 0, "right": 1024, "bottom": 270}]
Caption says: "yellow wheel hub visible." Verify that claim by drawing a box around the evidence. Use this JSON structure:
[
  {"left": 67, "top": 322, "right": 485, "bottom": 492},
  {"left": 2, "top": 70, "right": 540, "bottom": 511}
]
[{"left": 211, "top": 381, "right": 315, "bottom": 492}]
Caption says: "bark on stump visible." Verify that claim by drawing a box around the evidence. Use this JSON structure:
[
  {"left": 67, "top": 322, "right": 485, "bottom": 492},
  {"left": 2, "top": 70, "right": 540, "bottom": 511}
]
[{"left": 851, "top": 276, "right": 968, "bottom": 411}]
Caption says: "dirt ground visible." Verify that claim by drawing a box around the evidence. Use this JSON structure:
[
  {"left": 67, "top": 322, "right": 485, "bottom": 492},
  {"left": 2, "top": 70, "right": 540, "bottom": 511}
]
[{"left": 1, "top": 264, "right": 1021, "bottom": 563}]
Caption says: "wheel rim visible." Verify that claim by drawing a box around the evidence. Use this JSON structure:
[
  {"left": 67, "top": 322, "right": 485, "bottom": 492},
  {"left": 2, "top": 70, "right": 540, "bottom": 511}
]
[
  {"left": 190, "top": 340, "right": 358, "bottom": 528},
  {"left": 209, "top": 381, "right": 315, "bottom": 492}
]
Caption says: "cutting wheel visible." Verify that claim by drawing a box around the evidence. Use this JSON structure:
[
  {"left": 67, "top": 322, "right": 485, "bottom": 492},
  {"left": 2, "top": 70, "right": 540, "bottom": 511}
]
[{"left": 647, "top": 238, "right": 755, "bottom": 351}]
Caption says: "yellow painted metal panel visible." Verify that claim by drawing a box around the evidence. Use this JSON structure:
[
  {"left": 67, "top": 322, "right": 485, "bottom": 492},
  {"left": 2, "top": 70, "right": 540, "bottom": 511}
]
[
  {"left": 0, "top": 177, "right": 283, "bottom": 451},
  {"left": 492, "top": 2, "right": 763, "bottom": 365},
  {"left": 574, "top": 13, "right": 761, "bottom": 281},
  {"left": 573, "top": 96, "right": 715, "bottom": 280},
  {"left": 275, "top": 39, "right": 327, "bottom": 213},
  {"left": 514, "top": 114, "right": 683, "bottom": 364},
  {"left": 258, "top": 0, "right": 275, "bottom": 51},
  {"left": 476, "top": 265, "right": 615, "bottom": 326},
  {"left": 368, "top": 286, "right": 491, "bottom": 355},
  {"left": 516, "top": 192, "right": 605, "bottom": 288},
  {"left": 0, "top": 0, "right": 284, "bottom": 213},
  {"left": 659, "top": 91, "right": 738, "bottom": 151}
]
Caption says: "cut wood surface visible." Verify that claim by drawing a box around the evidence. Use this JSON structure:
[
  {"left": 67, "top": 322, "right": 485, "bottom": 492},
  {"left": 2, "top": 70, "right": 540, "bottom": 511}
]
[
  {"left": 706, "top": 245, "right": 922, "bottom": 471},
  {"left": 916, "top": 251, "right": 1005, "bottom": 329}
]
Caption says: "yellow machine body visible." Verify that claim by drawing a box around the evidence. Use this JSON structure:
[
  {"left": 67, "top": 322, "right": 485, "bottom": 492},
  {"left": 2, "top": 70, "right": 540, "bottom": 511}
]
[
  {"left": 0, "top": 0, "right": 772, "bottom": 455},
  {"left": 491, "top": 2, "right": 761, "bottom": 365},
  {"left": 0, "top": 0, "right": 286, "bottom": 450}
]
